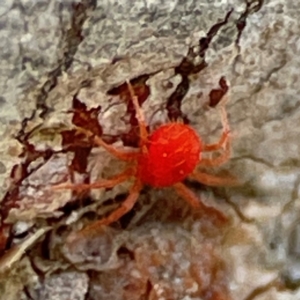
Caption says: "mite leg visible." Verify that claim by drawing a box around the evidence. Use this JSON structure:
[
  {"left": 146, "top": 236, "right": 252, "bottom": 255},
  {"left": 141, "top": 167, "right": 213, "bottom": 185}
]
[
  {"left": 76, "top": 127, "right": 138, "bottom": 161},
  {"left": 173, "top": 182, "right": 228, "bottom": 224},
  {"left": 52, "top": 167, "right": 135, "bottom": 191},
  {"left": 189, "top": 170, "right": 238, "bottom": 187},
  {"left": 67, "top": 179, "right": 143, "bottom": 243},
  {"left": 126, "top": 80, "right": 149, "bottom": 146},
  {"left": 202, "top": 106, "right": 230, "bottom": 152},
  {"left": 198, "top": 134, "right": 231, "bottom": 167}
]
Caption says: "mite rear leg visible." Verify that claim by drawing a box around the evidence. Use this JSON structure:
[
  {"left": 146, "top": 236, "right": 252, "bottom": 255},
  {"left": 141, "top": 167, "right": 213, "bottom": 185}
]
[
  {"left": 173, "top": 182, "right": 228, "bottom": 224},
  {"left": 189, "top": 170, "right": 238, "bottom": 187},
  {"left": 67, "top": 179, "right": 143, "bottom": 243}
]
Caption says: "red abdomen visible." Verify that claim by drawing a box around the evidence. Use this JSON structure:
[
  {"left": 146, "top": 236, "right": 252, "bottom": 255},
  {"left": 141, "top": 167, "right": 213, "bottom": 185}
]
[{"left": 137, "top": 123, "right": 202, "bottom": 187}]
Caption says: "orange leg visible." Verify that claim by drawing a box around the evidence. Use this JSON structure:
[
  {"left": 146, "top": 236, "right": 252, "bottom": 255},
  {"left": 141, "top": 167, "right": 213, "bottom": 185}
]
[
  {"left": 52, "top": 167, "right": 135, "bottom": 191},
  {"left": 198, "top": 135, "right": 231, "bottom": 167},
  {"left": 67, "top": 179, "right": 143, "bottom": 243},
  {"left": 202, "top": 106, "right": 230, "bottom": 152},
  {"left": 126, "top": 81, "right": 149, "bottom": 147},
  {"left": 189, "top": 170, "right": 238, "bottom": 187},
  {"left": 173, "top": 182, "right": 228, "bottom": 223},
  {"left": 76, "top": 127, "right": 138, "bottom": 161}
]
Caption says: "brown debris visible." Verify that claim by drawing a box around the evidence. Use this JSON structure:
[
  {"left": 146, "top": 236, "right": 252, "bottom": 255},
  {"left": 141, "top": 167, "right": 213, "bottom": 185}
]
[{"left": 209, "top": 77, "right": 229, "bottom": 108}]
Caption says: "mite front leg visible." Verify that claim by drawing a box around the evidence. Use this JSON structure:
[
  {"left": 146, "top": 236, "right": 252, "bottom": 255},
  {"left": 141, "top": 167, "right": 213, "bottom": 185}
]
[
  {"left": 202, "top": 106, "right": 230, "bottom": 152},
  {"left": 198, "top": 135, "right": 231, "bottom": 168},
  {"left": 52, "top": 168, "right": 135, "bottom": 191},
  {"left": 76, "top": 127, "right": 139, "bottom": 161},
  {"left": 126, "top": 80, "right": 149, "bottom": 148}
]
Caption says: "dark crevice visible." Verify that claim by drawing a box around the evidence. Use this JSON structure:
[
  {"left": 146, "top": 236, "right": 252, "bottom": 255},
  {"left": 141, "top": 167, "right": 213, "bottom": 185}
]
[
  {"left": 145, "top": 280, "right": 153, "bottom": 299},
  {"left": 199, "top": 9, "right": 233, "bottom": 58},
  {"left": 166, "top": 9, "right": 233, "bottom": 122},
  {"left": 235, "top": 0, "right": 264, "bottom": 52},
  {"left": 17, "top": 0, "right": 98, "bottom": 142}
]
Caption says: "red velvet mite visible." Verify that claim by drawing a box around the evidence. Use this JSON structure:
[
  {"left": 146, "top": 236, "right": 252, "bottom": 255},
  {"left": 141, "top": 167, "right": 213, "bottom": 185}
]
[
  {"left": 54, "top": 81, "right": 235, "bottom": 239},
  {"left": 137, "top": 123, "right": 202, "bottom": 188}
]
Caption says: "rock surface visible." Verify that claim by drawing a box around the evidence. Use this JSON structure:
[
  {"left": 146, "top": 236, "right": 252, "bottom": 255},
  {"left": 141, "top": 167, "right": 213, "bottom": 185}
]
[{"left": 0, "top": 0, "right": 300, "bottom": 299}]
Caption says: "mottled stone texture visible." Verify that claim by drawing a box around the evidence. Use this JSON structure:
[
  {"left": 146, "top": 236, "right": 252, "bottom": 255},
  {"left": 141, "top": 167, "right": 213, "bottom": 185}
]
[{"left": 0, "top": 0, "right": 300, "bottom": 299}]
